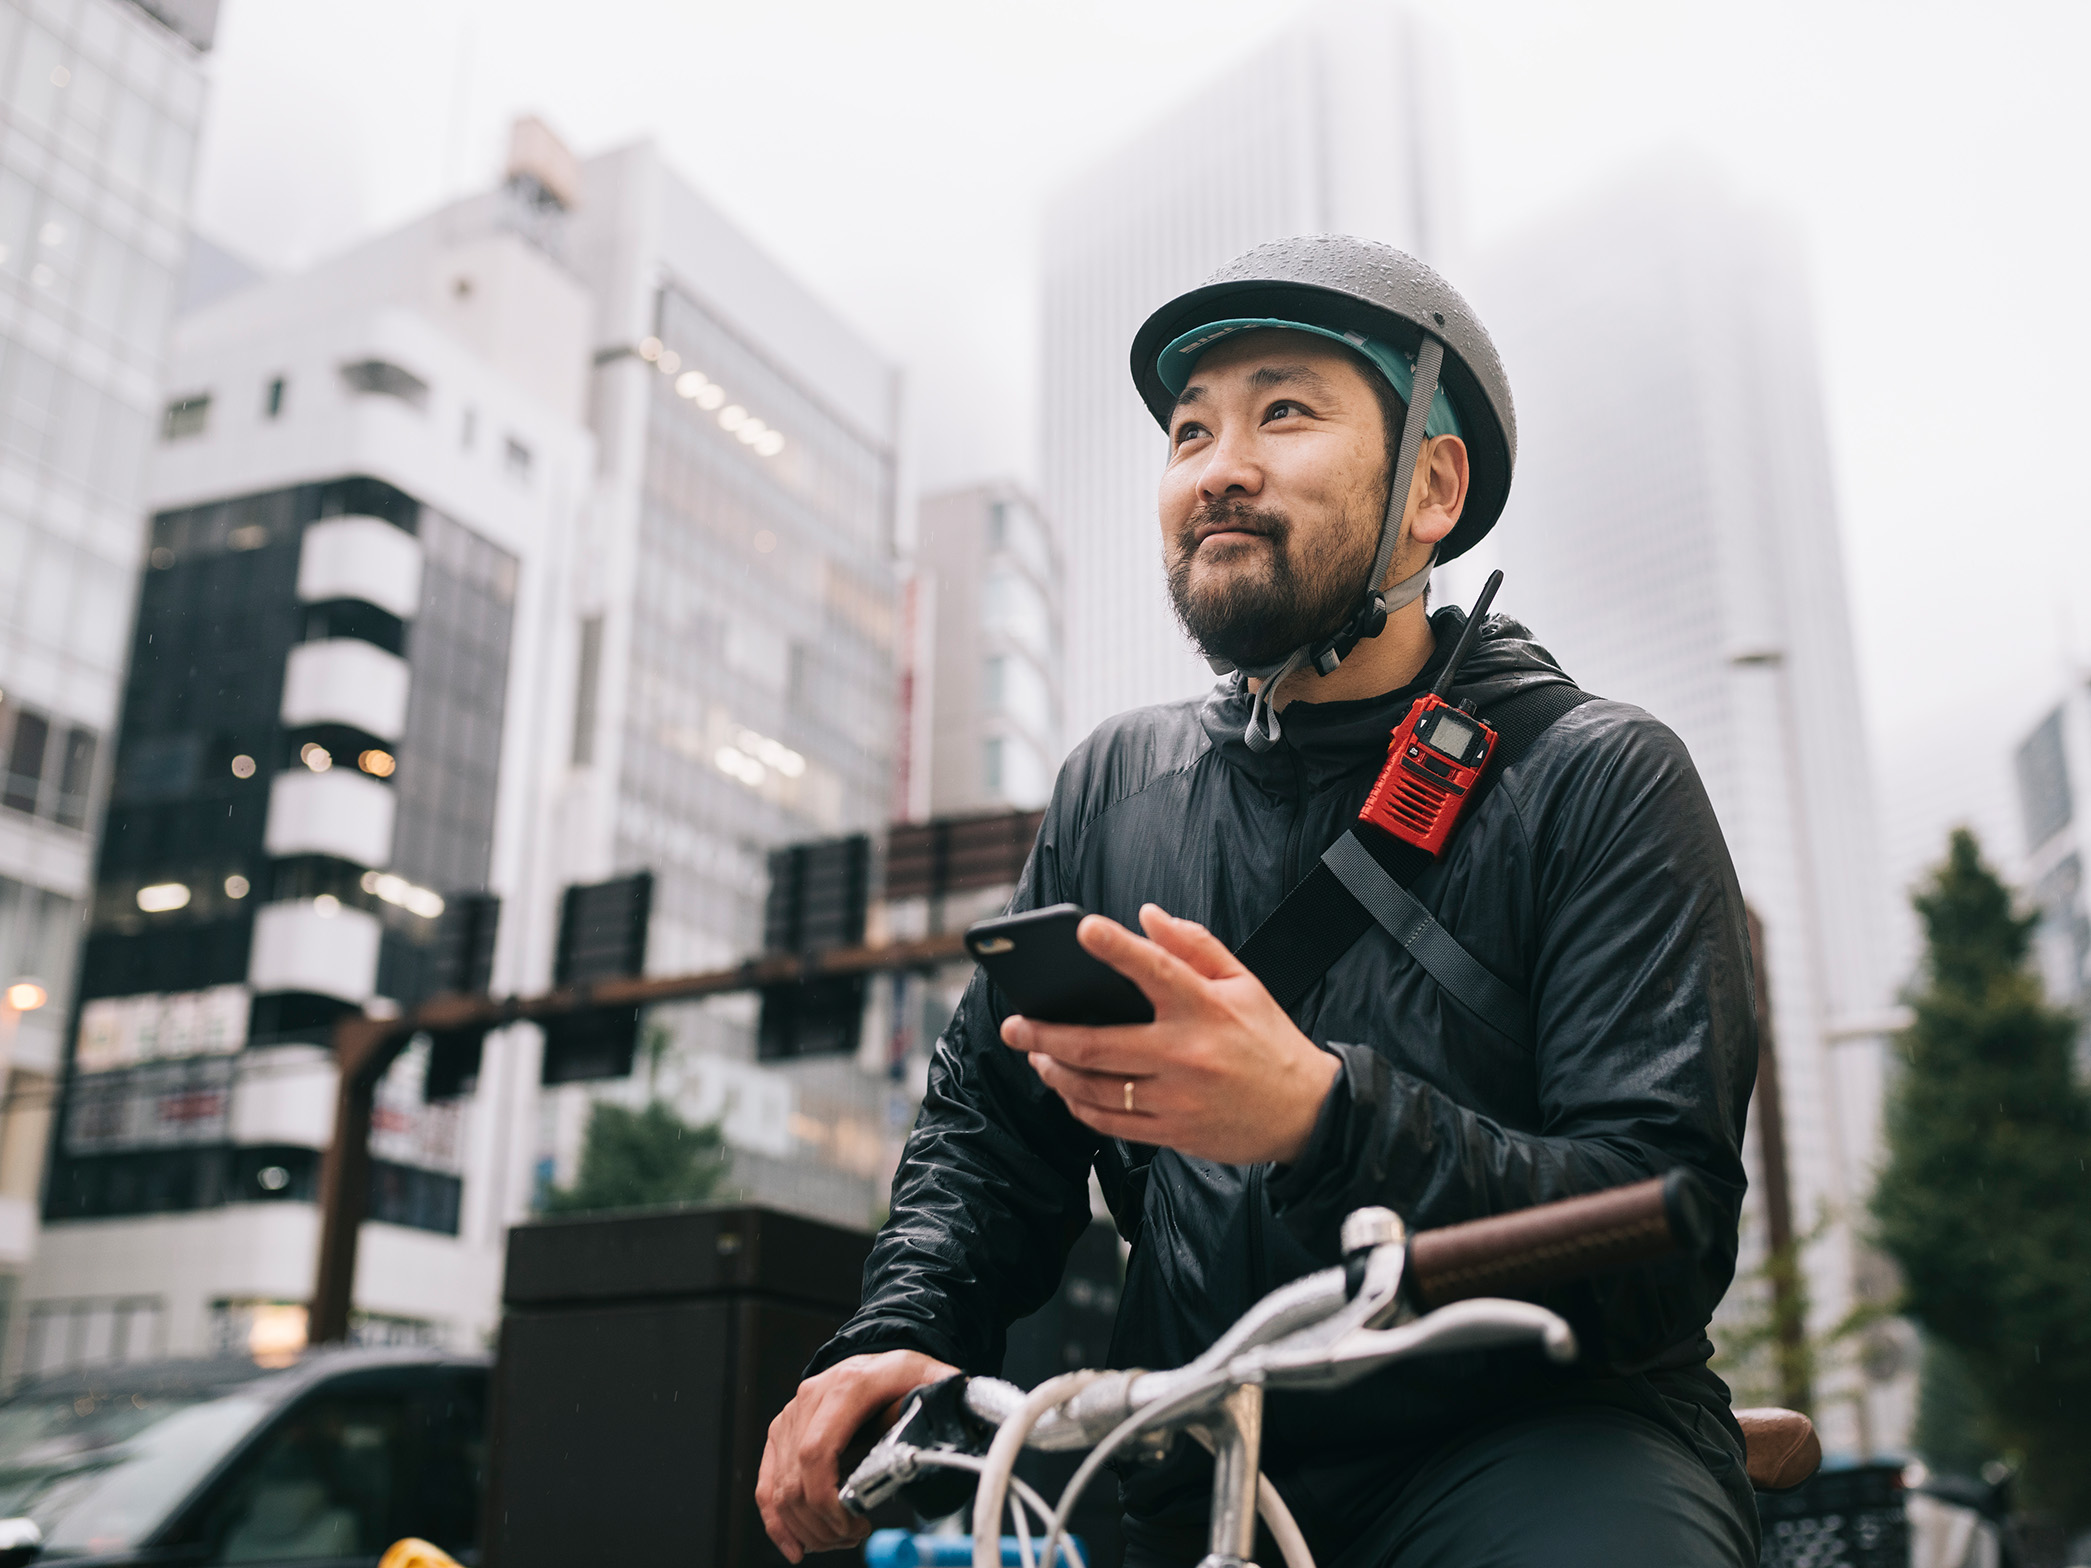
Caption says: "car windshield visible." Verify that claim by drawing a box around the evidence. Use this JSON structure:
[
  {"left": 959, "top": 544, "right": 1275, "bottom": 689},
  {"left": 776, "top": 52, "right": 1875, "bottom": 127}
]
[{"left": 0, "top": 1386, "right": 275, "bottom": 1554}]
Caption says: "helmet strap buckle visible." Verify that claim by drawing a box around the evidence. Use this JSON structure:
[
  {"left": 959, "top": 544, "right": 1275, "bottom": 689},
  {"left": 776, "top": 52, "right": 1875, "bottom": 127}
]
[{"left": 1311, "top": 591, "right": 1388, "bottom": 676}]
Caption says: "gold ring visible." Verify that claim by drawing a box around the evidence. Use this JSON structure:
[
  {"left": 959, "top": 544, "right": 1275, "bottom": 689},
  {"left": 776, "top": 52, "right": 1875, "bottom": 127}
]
[{"left": 1123, "top": 1080, "right": 1136, "bottom": 1114}]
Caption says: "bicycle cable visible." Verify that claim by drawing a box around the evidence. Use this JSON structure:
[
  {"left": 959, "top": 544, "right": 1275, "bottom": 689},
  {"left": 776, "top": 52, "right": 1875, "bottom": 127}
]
[
  {"left": 973, "top": 1369, "right": 1108, "bottom": 1568},
  {"left": 1032, "top": 1374, "right": 1232, "bottom": 1568}
]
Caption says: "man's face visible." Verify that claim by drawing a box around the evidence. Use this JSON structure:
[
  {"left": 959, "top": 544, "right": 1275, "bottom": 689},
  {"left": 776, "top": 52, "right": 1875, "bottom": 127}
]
[{"left": 1159, "top": 331, "right": 1393, "bottom": 671}]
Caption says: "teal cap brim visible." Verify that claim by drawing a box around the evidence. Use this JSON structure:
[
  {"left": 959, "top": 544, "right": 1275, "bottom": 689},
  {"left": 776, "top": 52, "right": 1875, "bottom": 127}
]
[{"left": 1155, "top": 317, "right": 1462, "bottom": 439}]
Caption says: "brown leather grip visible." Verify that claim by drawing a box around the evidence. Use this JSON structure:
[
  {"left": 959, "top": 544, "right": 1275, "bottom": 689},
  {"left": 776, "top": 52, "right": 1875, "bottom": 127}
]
[{"left": 1406, "top": 1171, "right": 1709, "bottom": 1307}]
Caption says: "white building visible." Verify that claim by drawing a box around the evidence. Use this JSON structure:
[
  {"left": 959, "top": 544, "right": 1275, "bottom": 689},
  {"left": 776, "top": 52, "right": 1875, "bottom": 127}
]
[
  {"left": 0, "top": 0, "right": 215, "bottom": 1359},
  {"left": 910, "top": 484, "right": 1063, "bottom": 816},
  {"left": 1041, "top": 0, "right": 1452, "bottom": 742},
  {"left": 24, "top": 122, "right": 909, "bottom": 1367},
  {"left": 1470, "top": 166, "right": 1909, "bottom": 1453}
]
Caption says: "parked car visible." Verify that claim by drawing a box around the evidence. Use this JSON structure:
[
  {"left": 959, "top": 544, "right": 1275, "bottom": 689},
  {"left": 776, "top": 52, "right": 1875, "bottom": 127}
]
[{"left": 0, "top": 1347, "right": 486, "bottom": 1566}]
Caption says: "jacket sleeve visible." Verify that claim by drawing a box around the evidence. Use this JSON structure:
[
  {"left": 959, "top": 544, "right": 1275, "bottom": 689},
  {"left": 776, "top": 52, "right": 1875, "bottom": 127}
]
[
  {"left": 1265, "top": 706, "right": 1756, "bottom": 1363},
  {"left": 804, "top": 815, "right": 1101, "bottom": 1378}
]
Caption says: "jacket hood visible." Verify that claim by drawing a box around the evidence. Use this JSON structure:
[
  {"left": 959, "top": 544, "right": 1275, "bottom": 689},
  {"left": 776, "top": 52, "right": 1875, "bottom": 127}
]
[{"left": 1199, "top": 608, "right": 1576, "bottom": 790}]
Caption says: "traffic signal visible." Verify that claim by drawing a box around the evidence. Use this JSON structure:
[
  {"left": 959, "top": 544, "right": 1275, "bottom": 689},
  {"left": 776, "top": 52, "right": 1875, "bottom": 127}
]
[
  {"left": 424, "top": 895, "right": 500, "bottom": 1101},
  {"left": 540, "top": 872, "right": 652, "bottom": 1085},
  {"left": 758, "top": 836, "right": 869, "bottom": 1061}
]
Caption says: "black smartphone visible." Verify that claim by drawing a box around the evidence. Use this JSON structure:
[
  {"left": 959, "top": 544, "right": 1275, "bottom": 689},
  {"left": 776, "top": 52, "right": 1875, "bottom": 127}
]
[{"left": 964, "top": 904, "right": 1154, "bottom": 1025}]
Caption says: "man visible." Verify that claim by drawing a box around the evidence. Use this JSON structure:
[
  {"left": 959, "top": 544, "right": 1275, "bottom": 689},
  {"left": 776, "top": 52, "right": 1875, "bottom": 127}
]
[{"left": 760, "top": 236, "right": 1760, "bottom": 1566}]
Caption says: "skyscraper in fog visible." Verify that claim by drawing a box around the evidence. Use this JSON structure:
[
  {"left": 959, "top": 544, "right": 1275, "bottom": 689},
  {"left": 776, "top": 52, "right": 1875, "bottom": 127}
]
[
  {"left": 0, "top": 0, "right": 214, "bottom": 1357},
  {"left": 1473, "top": 168, "right": 1907, "bottom": 1451},
  {"left": 1041, "top": 1, "right": 1450, "bottom": 741}
]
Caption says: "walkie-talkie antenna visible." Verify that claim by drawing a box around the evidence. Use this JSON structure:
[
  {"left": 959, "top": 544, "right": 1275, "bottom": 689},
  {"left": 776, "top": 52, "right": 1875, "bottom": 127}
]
[{"left": 1430, "top": 570, "right": 1504, "bottom": 698}]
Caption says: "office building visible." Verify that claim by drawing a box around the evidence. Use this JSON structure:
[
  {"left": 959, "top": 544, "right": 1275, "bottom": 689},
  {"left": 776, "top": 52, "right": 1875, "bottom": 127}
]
[
  {"left": 545, "top": 141, "right": 904, "bottom": 1227},
  {"left": 1472, "top": 167, "right": 1908, "bottom": 1452},
  {"left": 911, "top": 483, "right": 1063, "bottom": 816},
  {"left": 0, "top": 0, "right": 216, "bottom": 1361},
  {"left": 1041, "top": 0, "right": 1451, "bottom": 742}
]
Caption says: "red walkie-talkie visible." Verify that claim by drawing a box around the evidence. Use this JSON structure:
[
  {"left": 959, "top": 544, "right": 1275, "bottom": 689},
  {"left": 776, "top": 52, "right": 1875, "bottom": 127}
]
[{"left": 1358, "top": 570, "right": 1505, "bottom": 856}]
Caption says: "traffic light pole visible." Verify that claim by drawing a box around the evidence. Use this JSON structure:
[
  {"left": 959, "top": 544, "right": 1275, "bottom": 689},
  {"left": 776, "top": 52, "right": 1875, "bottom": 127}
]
[{"left": 308, "top": 931, "right": 968, "bottom": 1344}]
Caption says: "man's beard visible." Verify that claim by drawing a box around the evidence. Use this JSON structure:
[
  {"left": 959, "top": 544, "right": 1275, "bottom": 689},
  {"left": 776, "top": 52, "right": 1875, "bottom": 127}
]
[{"left": 1165, "top": 497, "right": 1376, "bottom": 671}]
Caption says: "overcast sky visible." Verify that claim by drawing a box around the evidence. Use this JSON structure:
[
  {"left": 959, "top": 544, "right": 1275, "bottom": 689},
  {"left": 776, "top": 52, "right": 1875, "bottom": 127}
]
[{"left": 186, "top": 0, "right": 2090, "bottom": 901}]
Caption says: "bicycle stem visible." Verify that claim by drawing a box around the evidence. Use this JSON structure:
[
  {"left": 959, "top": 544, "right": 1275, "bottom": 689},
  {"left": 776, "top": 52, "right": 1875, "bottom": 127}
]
[{"left": 1202, "top": 1382, "right": 1266, "bottom": 1568}]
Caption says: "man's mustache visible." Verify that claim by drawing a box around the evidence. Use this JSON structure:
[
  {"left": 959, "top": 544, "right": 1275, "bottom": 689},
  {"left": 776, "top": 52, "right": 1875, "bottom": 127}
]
[{"left": 1181, "top": 501, "right": 1289, "bottom": 549}]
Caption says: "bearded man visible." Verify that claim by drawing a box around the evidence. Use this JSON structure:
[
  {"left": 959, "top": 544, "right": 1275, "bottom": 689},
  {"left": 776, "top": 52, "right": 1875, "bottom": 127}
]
[{"left": 759, "top": 237, "right": 1762, "bottom": 1568}]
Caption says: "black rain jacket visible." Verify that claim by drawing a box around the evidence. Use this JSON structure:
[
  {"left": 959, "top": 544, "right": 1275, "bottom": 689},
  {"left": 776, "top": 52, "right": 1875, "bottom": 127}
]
[{"left": 810, "top": 610, "right": 1758, "bottom": 1551}]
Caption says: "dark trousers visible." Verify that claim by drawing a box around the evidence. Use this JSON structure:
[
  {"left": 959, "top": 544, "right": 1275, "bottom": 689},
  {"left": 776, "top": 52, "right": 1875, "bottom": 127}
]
[{"left": 1123, "top": 1402, "right": 1760, "bottom": 1568}]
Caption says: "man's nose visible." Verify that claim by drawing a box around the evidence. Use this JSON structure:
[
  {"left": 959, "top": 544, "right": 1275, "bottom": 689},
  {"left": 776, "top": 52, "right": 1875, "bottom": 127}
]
[{"left": 1198, "top": 429, "right": 1263, "bottom": 501}]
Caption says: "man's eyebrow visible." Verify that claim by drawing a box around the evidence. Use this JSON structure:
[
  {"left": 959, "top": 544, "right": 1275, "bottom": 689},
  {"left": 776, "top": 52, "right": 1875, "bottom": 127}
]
[
  {"left": 1245, "top": 363, "right": 1335, "bottom": 395},
  {"left": 1173, "top": 362, "right": 1337, "bottom": 412}
]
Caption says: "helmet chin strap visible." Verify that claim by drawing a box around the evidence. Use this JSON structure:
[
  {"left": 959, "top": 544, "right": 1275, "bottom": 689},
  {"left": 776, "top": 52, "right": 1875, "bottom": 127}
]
[{"left": 1211, "top": 336, "right": 1446, "bottom": 752}]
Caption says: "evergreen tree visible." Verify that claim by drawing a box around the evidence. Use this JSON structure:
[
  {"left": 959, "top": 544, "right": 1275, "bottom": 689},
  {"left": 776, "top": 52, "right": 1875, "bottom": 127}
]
[
  {"left": 543, "top": 1098, "right": 730, "bottom": 1216},
  {"left": 1873, "top": 829, "right": 2091, "bottom": 1522}
]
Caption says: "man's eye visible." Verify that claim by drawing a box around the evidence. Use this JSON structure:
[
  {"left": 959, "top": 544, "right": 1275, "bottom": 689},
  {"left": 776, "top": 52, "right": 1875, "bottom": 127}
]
[
  {"left": 1172, "top": 421, "right": 1208, "bottom": 445},
  {"left": 1264, "top": 400, "right": 1309, "bottom": 422}
]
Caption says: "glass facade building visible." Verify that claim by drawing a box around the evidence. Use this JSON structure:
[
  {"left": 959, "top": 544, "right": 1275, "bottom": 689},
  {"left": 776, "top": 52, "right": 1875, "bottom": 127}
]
[
  {"left": 617, "top": 282, "right": 897, "bottom": 970},
  {"left": 0, "top": 0, "right": 212, "bottom": 1348}
]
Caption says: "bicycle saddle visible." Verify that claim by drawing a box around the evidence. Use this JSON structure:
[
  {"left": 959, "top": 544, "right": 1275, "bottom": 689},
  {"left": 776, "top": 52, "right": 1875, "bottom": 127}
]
[{"left": 1734, "top": 1407, "right": 1821, "bottom": 1491}]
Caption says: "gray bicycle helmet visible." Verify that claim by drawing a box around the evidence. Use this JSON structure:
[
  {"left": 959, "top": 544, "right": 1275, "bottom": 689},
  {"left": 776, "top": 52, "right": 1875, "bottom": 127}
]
[{"left": 1129, "top": 234, "right": 1517, "bottom": 749}]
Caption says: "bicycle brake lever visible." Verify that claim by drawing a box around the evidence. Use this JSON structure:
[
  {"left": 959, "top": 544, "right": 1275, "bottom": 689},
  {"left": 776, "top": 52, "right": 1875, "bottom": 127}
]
[{"left": 839, "top": 1375, "right": 991, "bottom": 1519}]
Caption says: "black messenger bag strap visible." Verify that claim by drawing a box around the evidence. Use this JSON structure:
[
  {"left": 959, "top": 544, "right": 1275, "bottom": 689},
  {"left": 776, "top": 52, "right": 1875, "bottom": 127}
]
[{"left": 1234, "top": 682, "right": 1598, "bottom": 1045}]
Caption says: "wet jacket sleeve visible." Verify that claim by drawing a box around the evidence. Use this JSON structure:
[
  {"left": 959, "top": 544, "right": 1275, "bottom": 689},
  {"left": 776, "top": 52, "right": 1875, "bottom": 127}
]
[
  {"left": 1264, "top": 709, "right": 1756, "bottom": 1362},
  {"left": 804, "top": 820, "right": 1101, "bottom": 1379}
]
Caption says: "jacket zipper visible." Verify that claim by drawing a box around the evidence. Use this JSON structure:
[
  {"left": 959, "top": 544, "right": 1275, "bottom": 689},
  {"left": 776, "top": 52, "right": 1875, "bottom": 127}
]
[
  {"left": 1251, "top": 747, "right": 1306, "bottom": 1299},
  {"left": 1282, "top": 747, "right": 1310, "bottom": 890},
  {"left": 1247, "top": 1164, "right": 1267, "bottom": 1299}
]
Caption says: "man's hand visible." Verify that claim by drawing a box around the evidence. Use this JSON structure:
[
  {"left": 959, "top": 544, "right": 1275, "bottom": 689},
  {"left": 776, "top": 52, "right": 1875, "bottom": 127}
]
[
  {"left": 1002, "top": 903, "right": 1340, "bottom": 1165},
  {"left": 757, "top": 1348, "right": 958, "bottom": 1562}
]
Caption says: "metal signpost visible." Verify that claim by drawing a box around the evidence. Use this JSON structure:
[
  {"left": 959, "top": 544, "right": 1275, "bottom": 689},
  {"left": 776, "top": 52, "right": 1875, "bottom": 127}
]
[{"left": 307, "top": 931, "right": 966, "bottom": 1344}]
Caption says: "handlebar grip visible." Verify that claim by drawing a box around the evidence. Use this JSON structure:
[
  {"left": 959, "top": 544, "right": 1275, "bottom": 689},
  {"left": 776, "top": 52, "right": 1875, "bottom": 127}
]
[{"left": 1405, "top": 1170, "right": 1711, "bottom": 1308}]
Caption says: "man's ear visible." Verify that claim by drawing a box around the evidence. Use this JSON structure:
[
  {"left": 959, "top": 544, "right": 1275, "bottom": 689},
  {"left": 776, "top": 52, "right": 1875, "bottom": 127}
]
[{"left": 1407, "top": 435, "right": 1469, "bottom": 548}]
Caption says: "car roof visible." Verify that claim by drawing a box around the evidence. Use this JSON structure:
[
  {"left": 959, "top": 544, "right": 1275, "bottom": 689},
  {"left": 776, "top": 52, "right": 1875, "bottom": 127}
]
[{"left": 5, "top": 1345, "right": 489, "bottom": 1408}]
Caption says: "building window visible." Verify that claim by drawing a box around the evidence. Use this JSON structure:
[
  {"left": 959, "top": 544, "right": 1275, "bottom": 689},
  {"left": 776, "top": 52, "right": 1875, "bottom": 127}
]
[
  {"left": 983, "top": 655, "right": 1006, "bottom": 710},
  {"left": 3, "top": 710, "right": 49, "bottom": 815},
  {"left": 988, "top": 501, "right": 1008, "bottom": 550},
  {"left": 982, "top": 735, "right": 1004, "bottom": 792},
  {"left": 461, "top": 407, "right": 476, "bottom": 449},
  {"left": 160, "top": 393, "right": 209, "bottom": 441},
  {"left": 55, "top": 727, "right": 97, "bottom": 829},
  {"left": 504, "top": 436, "right": 533, "bottom": 482},
  {"left": 338, "top": 358, "right": 430, "bottom": 410},
  {"left": 2, "top": 701, "right": 101, "bottom": 830},
  {"left": 262, "top": 377, "right": 285, "bottom": 419}
]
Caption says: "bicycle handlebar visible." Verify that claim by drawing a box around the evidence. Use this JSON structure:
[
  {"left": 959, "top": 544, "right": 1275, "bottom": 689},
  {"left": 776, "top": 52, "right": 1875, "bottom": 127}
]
[{"left": 1405, "top": 1169, "right": 1710, "bottom": 1307}]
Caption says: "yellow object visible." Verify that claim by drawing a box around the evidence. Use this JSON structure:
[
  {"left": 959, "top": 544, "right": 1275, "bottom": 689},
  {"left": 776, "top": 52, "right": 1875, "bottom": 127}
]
[{"left": 379, "top": 1542, "right": 462, "bottom": 1568}]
